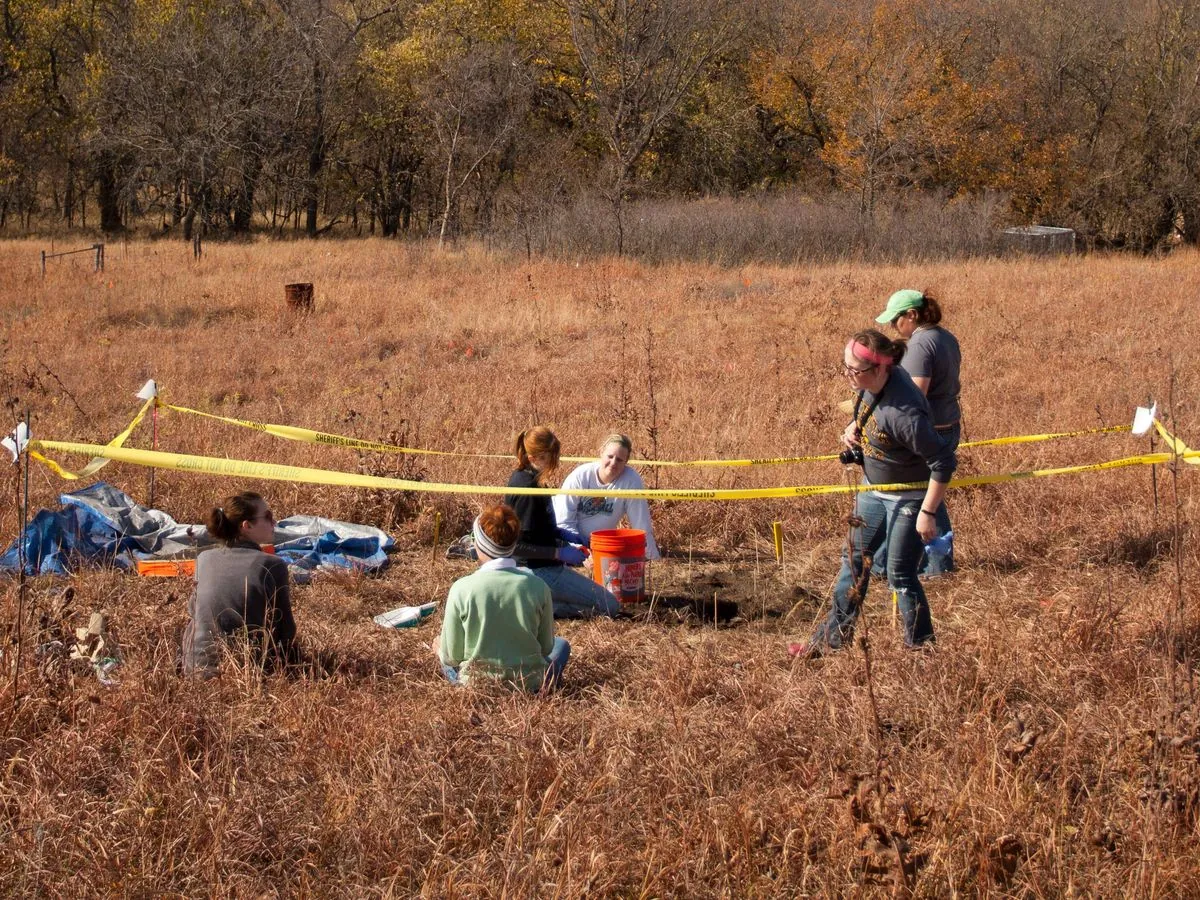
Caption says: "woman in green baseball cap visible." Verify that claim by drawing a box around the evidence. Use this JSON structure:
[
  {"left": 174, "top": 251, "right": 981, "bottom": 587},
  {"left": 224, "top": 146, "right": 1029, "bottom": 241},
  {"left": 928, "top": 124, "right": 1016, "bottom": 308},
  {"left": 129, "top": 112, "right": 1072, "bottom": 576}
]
[{"left": 874, "top": 289, "right": 961, "bottom": 574}]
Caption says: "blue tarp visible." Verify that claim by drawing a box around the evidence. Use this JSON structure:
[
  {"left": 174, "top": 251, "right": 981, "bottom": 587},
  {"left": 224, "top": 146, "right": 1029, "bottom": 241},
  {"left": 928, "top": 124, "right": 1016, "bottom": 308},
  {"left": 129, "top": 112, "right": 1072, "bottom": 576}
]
[{"left": 0, "top": 482, "right": 394, "bottom": 577}]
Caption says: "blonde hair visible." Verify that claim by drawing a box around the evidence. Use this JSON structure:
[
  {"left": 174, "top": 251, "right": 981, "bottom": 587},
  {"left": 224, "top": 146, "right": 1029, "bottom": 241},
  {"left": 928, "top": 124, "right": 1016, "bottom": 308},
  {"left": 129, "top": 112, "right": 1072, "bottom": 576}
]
[
  {"left": 515, "top": 426, "right": 561, "bottom": 486},
  {"left": 600, "top": 433, "right": 632, "bottom": 455}
]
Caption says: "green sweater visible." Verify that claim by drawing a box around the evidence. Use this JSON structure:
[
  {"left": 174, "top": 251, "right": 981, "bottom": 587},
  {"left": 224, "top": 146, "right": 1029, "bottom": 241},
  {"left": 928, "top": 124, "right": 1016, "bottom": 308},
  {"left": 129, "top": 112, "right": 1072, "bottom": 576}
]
[{"left": 438, "top": 563, "right": 555, "bottom": 691}]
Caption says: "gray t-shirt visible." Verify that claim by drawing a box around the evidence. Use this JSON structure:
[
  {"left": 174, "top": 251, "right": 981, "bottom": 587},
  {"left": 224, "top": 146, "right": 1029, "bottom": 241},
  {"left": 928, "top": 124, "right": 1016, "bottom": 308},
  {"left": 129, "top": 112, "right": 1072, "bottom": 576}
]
[
  {"left": 182, "top": 542, "right": 296, "bottom": 675},
  {"left": 902, "top": 326, "right": 961, "bottom": 427}
]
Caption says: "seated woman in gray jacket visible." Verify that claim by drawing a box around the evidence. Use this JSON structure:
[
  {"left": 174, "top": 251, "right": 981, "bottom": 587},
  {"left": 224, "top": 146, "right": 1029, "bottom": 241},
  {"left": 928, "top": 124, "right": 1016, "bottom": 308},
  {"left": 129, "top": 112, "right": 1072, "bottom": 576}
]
[{"left": 182, "top": 492, "right": 297, "bottom": 676}]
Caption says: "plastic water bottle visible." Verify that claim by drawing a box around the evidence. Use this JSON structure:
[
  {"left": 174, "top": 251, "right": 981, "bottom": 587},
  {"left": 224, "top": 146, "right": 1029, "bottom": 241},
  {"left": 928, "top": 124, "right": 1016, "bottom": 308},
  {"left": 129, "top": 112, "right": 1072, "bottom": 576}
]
[{"left": 373, "top": 602, "right": 438, "bottom": 629}]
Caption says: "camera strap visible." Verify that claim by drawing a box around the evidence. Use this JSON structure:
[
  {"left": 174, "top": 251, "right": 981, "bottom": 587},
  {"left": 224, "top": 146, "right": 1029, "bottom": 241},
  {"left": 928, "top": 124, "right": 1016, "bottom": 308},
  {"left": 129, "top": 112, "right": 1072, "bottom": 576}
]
[{"left": 851, "top": 384, "right": 885, "bottom": 435}]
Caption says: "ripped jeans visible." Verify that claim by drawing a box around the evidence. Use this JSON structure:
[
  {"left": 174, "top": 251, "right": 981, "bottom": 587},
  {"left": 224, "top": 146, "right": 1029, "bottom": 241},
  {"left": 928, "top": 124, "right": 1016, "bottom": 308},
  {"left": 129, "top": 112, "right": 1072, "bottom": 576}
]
[
  {"left": 818, "top": 490, "right": 935, "bottom": 649},
  {"left": 871, "top": 423, "right": 958, "bottom": 577}
]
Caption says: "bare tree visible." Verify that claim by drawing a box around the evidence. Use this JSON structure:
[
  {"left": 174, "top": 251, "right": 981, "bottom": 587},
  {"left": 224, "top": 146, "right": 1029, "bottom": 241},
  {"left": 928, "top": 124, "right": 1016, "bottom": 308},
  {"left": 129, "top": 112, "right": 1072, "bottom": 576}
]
[
  {"left": 86, "top": 0, "right": 301, "bottom": 237},
  {"left": 421, "top": 41, "right": 533, "bottom": 248},
  {"left": 276, "top": 0, "right": 400, "bottom": 237},
  {"left": 564, "top": 0, "right": 743, "bottom": 253}
]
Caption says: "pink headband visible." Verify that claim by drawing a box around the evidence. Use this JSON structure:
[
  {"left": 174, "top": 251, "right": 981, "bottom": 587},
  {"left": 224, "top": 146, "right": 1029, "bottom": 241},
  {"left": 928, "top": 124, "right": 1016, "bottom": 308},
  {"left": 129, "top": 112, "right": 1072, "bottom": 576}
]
[{"left": 847, "top": 340, "right": 892, "bottom": 367}]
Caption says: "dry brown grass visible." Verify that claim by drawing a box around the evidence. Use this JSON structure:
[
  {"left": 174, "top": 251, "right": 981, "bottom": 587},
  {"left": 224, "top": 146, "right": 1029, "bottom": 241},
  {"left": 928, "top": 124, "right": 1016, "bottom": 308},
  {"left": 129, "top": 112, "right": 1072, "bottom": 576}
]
[{"left": 1, "top": 237, "right": 1198, "bottom": 895}]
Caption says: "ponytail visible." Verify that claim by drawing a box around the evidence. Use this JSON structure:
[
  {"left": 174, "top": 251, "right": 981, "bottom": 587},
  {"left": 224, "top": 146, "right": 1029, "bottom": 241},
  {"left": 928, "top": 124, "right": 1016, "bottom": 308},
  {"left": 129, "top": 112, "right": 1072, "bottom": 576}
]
[
  {"left": 515, "top": 430, "right": 530, "bottom": 470},
  {"left": 207, "top": 492, "right": 265, "bottom": 546},
  {"left": 208, "top": 508, "right": 237, "bottom": 543},
  {"left": 514, "top": 425, "right": 561, "bottom": 486},
  {"left": 912, "top": 293, "right": 943, "bottom": 326}
]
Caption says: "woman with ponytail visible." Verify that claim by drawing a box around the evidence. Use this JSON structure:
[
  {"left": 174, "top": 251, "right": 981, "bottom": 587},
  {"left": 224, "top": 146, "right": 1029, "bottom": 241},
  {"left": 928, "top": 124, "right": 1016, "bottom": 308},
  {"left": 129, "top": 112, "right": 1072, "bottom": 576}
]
[
  {"left": 504, "top": 426, "right": 621, "bottom": 619},
  {"left": 182, "top": 492, "right": 297, "bottom": 675},
  {"left": 793, "top": 329, "right": 956, "bottom": 657},
  {"left": 874, "top": 289, "right": 962, "bottom": 574}
]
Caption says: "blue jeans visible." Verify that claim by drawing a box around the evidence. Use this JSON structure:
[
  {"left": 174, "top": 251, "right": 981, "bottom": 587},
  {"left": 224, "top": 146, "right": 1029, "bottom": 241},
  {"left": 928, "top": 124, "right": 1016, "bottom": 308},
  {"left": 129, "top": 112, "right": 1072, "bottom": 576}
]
[
  {"left": 871, "top": 423, "right": 958, "bottom": 577},
  {"left": 815, "top": 491, "right": 935, "bottom": 649},
  {"left": 442, "top": 636, "right": 571, "bottom": 691},
  {"left": 532, "top": 564, "right": 622, "bottom": 619}
]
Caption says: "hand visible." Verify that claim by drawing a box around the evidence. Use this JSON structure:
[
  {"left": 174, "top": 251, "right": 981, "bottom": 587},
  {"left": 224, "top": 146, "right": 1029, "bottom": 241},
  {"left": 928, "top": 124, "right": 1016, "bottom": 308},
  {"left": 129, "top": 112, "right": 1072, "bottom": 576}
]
[
  {"left": 841, "top": 422, "right": 861, "bottom": 451},
  {"left": 916, "top": 510, "right": 937, "bottom": 543},
  {"left": 556, "top": 526, "right": 587, "bottom": 547},
  {"left": 556, "top": 544, "right": 588, "bottom": 566}
]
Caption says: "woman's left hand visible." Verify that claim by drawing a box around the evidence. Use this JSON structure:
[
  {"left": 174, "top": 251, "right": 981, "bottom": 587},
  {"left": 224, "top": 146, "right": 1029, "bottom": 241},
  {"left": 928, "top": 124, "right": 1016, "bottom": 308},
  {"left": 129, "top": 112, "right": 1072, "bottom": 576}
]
[{"left": 916, "top": 510, "right": 937, "bottom": 543}]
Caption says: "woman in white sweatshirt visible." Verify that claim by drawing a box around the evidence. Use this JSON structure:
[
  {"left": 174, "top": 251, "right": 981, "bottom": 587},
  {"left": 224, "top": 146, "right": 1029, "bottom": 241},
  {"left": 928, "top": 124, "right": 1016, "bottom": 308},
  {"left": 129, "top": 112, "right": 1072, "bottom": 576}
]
[{"left": 552, "top": 433, "right": 661, "bottom": 560}]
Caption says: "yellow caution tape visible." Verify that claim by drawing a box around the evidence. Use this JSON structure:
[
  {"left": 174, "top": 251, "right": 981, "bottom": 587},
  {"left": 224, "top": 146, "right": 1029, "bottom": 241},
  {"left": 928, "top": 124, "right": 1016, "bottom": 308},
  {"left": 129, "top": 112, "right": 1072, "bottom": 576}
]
[
  {"left": 27, "top": 398, "right": 155, "bottom": 480},
  {"left": 159, "top": 402, "right": 514, "bottom": 461},
  {"left": 158, "top": 400, "right": 1133, "bottom": 468},
  {"left": 1152, "top": 420, "right": 1200, "bottom": 465},
  {"left": 159, "top": 401, "right": 838, "bottom": 466},
  {"left": 960, "top": 424, "right": 1130, "bottom": 448},
  {"left": 28, "top": 439, "right": 1198, "bottom": 500}
]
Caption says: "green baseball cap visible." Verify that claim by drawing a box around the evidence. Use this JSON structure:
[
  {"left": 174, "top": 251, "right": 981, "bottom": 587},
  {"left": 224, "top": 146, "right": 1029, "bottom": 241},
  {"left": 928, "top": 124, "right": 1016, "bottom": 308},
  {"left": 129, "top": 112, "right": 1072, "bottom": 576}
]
[{"left": 875, "top": 289, "right": 925, "bottom": 324}]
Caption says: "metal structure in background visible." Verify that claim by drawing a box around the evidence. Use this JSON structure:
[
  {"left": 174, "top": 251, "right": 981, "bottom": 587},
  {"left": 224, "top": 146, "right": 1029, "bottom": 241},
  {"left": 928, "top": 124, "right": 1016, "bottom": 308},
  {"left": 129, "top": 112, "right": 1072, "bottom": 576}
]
[
  {"left": 41, "top": 243, "right": 105, "bottom": 276},
  {"left": 1000, "top": 225, "right": 1075, "bottom": 255}
]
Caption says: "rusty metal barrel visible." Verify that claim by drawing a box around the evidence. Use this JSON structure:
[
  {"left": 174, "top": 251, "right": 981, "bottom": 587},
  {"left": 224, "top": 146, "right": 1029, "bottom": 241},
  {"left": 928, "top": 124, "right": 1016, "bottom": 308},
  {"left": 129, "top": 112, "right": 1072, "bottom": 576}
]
[{"left": 285, "top": 282, "right": 314, "bottom": 311}]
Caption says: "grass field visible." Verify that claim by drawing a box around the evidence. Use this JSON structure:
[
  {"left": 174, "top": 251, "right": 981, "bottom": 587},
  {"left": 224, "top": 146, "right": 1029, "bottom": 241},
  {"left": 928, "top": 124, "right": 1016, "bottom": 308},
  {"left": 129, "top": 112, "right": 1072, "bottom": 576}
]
[{"left": 1, "top": 237, "right": 1198, "bottom": 895}]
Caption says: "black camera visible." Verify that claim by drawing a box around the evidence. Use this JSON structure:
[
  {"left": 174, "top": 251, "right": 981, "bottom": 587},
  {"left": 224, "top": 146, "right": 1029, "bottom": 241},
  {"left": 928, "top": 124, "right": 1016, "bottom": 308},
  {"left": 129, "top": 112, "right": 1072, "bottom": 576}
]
[{"left": 839, "top": 446, "right": 864, "bottom": 466}]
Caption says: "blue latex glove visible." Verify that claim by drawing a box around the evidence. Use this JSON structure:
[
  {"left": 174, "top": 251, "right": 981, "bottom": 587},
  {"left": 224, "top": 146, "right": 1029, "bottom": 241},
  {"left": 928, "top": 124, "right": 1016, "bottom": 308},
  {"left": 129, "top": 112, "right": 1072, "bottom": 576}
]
[
  {"left": 923, "top": 531, "right": 953, "bottom": 556},
  {"left": 557, "top": 544, "right": 588, "bottom": 566},
  {"left": 556, "top": 526, "right": 588, "bottom": 547}
]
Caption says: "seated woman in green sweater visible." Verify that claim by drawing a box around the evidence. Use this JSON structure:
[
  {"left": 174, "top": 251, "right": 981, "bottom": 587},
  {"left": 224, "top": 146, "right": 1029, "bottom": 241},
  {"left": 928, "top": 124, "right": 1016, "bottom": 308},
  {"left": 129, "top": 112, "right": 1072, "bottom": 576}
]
[{"left": 438, "top": 502, "right": 570, "bottom": 691}]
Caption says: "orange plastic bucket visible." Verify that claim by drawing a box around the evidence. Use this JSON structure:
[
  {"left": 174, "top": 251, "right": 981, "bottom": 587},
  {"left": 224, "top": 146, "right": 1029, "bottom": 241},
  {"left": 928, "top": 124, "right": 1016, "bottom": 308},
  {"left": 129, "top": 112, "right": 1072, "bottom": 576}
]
[{"left": 590, "top": 528, "right": 647, "bottom": 603}]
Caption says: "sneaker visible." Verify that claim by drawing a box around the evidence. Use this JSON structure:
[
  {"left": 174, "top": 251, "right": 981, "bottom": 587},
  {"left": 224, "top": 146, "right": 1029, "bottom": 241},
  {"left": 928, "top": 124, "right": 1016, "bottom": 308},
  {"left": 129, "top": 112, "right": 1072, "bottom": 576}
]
[
  {"left": 445, "top": 534, "right": 477, "bottom": 561},
  {"left": 788, "top": 640, "right": 824, "bottom": 660}
]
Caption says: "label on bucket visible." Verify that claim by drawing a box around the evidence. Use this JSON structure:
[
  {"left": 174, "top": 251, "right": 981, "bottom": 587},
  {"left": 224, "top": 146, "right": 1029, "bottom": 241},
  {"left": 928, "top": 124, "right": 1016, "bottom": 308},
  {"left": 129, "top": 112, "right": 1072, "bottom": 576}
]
[{"left": 600, "top": 556, "right": 645, "bottom": 602}]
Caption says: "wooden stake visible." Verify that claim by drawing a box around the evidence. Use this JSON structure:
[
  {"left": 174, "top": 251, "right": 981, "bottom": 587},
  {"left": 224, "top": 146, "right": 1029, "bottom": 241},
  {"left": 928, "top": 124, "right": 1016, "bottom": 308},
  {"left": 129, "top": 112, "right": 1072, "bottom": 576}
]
[
  {"left": 10, "top": 411, "right": 31, "bottom": 730},
  {"left": 148, "top": 403, "right": 159, "bottom": 509},
  {"left": 1149, "top": 395, "right": 1159, "bottom": 515}
]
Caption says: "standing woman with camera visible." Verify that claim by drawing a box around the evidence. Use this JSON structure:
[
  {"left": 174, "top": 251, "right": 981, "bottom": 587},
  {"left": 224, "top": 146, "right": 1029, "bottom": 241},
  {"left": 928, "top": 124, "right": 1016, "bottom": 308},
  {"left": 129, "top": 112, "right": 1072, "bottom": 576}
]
[
  {"left": 794, "top": 329, "right": 956, "bottom": 656},
  {"left": 876, "top": 289, "right": 961, "bottom": 574}
]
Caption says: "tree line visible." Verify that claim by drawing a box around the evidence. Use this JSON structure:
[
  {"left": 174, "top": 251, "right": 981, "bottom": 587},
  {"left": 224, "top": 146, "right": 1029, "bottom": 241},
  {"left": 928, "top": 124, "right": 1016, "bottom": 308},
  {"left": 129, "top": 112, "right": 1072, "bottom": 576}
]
[{"left": 2, "top": 0, "right": 1198, "bottom": 252}]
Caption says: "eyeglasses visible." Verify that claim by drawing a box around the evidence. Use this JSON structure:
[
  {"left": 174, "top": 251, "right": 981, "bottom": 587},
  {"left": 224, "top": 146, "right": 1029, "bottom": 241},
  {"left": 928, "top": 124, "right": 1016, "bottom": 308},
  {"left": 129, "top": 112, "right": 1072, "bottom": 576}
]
[
  {"left": 257, "top": 510, "right": 276, "bottom": 524},
  {"left": 842, "top": 363, "right": 877, "bottom": 377}
]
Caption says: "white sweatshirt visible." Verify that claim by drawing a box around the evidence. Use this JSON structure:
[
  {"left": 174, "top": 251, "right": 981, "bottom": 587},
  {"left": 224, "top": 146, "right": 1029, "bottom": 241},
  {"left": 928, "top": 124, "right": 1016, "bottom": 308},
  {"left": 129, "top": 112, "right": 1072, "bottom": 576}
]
[{"left": 552, "top": 463, "right": 661, "bottom": 560}]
